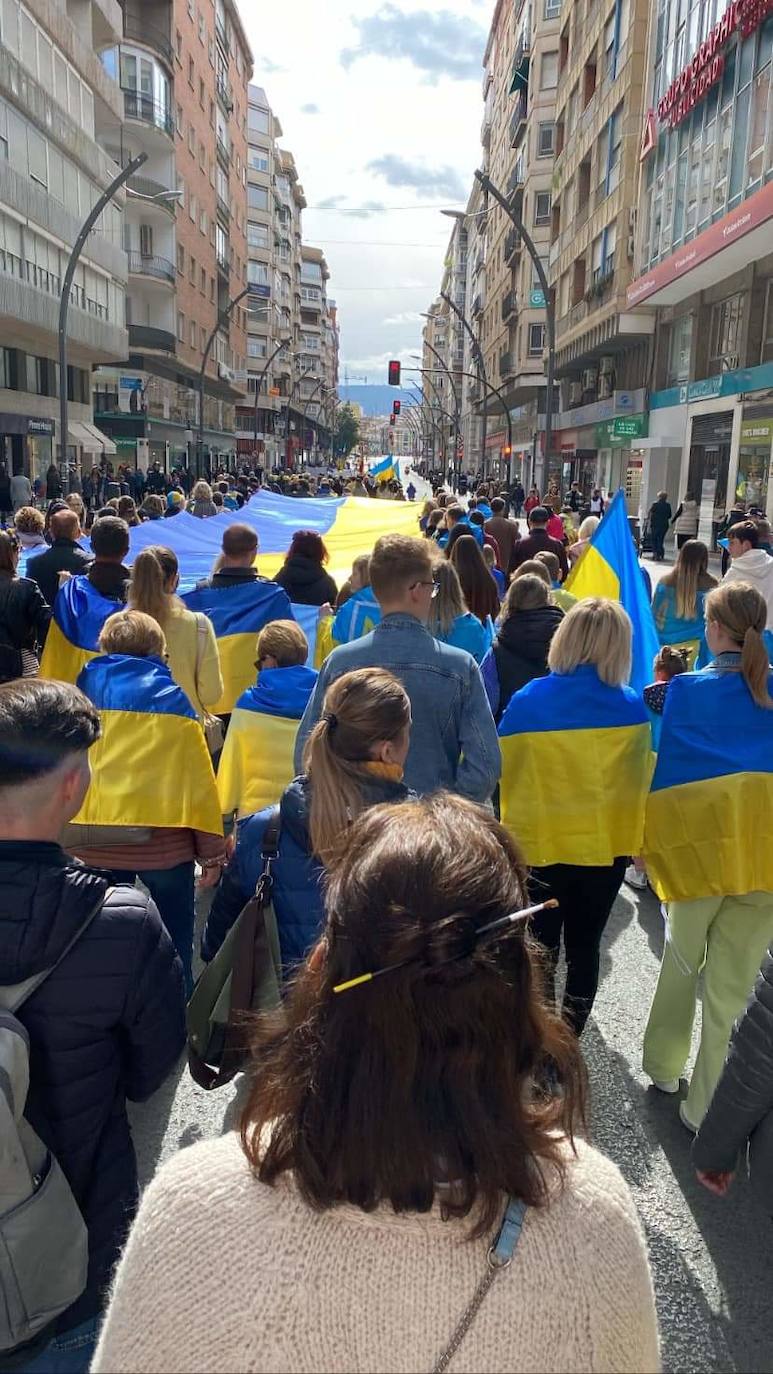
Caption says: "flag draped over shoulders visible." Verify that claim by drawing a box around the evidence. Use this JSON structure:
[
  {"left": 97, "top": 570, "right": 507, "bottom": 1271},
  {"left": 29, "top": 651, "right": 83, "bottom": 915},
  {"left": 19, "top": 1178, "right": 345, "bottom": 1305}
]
[
  {"left": 644, "top": 668, "right": 773, "bottom": 901},
  {"left": 181, "top": 580, "right": 293, "bottom": 715},
  {"left": 217, "top": 664, "right": 317, "bottom": 818},
  {"left": 74, "top": 654, "right": 222, "bottom": 836},
  {"left": 564, "top": 490, "right": 659, "bottom": 696},
  {"left": 39, "top": 576, "right": 119, "bottom": 684},
  {"left": 499, "top": 666, "right": 654, "bottom": 867}
]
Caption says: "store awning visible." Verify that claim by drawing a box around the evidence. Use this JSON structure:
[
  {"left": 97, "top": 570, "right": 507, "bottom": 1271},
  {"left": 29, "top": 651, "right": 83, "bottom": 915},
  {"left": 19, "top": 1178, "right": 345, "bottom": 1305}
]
[
  {"left": 68, "top": 423, "right": 93, "bottom": 449},
  {"left": 81, "top": 423, "right": 117, "bottom": 456}
]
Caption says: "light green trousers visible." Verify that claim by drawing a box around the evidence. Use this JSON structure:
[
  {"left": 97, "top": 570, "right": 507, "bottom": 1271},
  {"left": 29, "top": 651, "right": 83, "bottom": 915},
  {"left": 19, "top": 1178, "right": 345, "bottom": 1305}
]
[{"left": 643, "top": 890, "right": 773, "bottom": 1127}]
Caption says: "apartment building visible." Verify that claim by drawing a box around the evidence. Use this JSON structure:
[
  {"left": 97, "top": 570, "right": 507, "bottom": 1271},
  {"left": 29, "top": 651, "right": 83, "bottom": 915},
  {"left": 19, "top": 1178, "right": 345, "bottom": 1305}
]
[
  {"left": 0, "top": 0, "right": 128, "bottom": 482},
  {"left": 297, "top": 244, "right": 336, "bottom": 463},
  {"left": 627, "top": 0, "right": 773, "bottom": 531},
  {"left": 547, "top": 0, "right": 654, "bottom": 504},
  {"left": 479, "top": 0, "right": 562, "bottom": 486},
  {"left": 421, "top": 300, "right": 453, "bottom": 469},
  {"left": 94, "top": 0, "right": 251, "bottom": 472}
]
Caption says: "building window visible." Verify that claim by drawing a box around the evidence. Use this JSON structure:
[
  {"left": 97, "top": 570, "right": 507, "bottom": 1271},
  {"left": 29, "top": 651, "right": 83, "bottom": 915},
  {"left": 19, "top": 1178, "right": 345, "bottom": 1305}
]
[
  {"left": 603, "top": 10, "right": 616, "bottom": 78},
  {"left": 248, "top": 105, "right": 270, "bottom": 134},
  {"left": 248, "top": 261, "right": 269, "bottom": 284},
  {"left": 248, "top": 222, "right": 269, "bottom": 248},
  {"left": 188, "top": 56, "right": 194, "bottom": 87},
  {"left": 175, "top": 103, "right": 183, "bottom": 135},
  {"left": 199, "top": 78, "right": 205, "bottom": 109},
  {"left": 248, "top": 150, "right": 269, "bottom": 172},
  {"left": 709, "top": 292, "right": 745, "bottom": 372},
  {"left": 545, "top": 0, "right": 561, "bottom": 15},
  {"left": 528, "top": 323, "right": 546, "bottom": 355},
  {"left": 200, "top": 265, "right": 206, "bottom": 293},
  {"left": 607, "top": 104, "right": 623, "bottom": 192},
  {"left": 187, "top": 124, "right": 195, "bottom": 153},
  {"left": 248, "top": 184, "right": 269, "bottom": 211},
  {"left": 189, "top": 193, "right": 196, "bottom": 222},
  {"left": 189, "top": 254, "right": 196, "bottom": 284},
  {"left": 538, "top": 122, "right": 554, "bottom": 156},
  {"left": 177, "top": 310, "right": 185, "bottom": 340},
  {"left": 175, "top": 29, "right": 182, "bottom": 60},
  {"left": 534, "top": 191, "right": 551, "bottom": 225},
  {"left": 198, "top": 10, "right": 205, "bottom": 42},
  {"left": 200, "top": 208, "right": 207, "bottom": 234},
  {"left": 541, "top": 51, "right": 558, "bottom": 89},
  {"left": 604, "top": 222, "right": 617, "bottom": 275},
  {"left": 667, "top": 314, "right": 693, "bottom": 384},
  {"left": 210, "top": 275, "right": 216, "bottom": 302},
  {"left": 177, "top": 244, "right": 185, "bottom": 274},
  {"left": 247, "top": 337, "right": 268, "bottom": 357},
  {"left": 190, "top": 320, "right": 197, "bottom": 349}
]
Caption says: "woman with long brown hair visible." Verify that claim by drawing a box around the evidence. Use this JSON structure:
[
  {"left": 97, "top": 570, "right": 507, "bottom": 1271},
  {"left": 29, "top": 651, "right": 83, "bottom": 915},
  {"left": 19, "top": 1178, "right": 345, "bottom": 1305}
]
[
  {"left": 202, "top": 666, "right": 412, "bottom": 972},
  {"left": 94, "top": 792, "right": 659, "bottom": 1374},
  {"left": 652, "top": 538, "right": 717, "bottom": 667},
  {"left": 449, "top": 531, "right": 500, "bottom": 623}
]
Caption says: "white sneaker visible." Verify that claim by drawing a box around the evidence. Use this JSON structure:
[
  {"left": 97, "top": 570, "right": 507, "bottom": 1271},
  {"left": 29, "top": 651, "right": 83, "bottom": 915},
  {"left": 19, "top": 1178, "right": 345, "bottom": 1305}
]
[
  {"left": 624, "top": 864, "right": 648, "bottom": 890},
  {"left": 650, "top": 1077, "right": 680, "bottom": 1094}
]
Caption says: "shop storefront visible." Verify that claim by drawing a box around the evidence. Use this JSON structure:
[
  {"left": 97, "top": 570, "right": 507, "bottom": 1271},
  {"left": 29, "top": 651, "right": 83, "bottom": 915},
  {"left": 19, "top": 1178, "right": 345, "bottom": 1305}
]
[
  {"left": 0, "top": 414, "right": 54, "bottom": 481},
  {"left": 737, "top": 415, "right": 773, "bottom": 514}
]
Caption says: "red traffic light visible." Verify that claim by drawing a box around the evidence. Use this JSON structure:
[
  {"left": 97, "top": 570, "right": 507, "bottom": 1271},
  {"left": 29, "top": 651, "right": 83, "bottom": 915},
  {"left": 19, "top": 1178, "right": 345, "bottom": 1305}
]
[
  {"left": 393, "top": 399, "right": 401, "bottom": 414},
  {"left": 388, "top": 360, "right": 401, "bottom": 386},
  {"left": 389, "top": 414, "right": 396, "bottom": 426}
]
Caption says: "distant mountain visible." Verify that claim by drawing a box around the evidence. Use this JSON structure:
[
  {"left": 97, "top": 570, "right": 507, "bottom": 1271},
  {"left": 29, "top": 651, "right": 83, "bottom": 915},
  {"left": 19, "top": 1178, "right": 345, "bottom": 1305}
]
[{"left": 339, "top": 384, "right": 415, "bottom": 416}]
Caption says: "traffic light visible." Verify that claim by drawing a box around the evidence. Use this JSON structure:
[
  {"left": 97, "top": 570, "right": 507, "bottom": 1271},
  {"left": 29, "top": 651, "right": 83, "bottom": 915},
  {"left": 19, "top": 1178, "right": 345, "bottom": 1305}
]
[
  {"left": 388, "top": 360, "right": 401, "bottom": 386},
  {"left": 389, "top": 413, "right": 396, "bottom": 427},
  {"left": 393, "top": 399, "right": 401, "bottom": 415}
]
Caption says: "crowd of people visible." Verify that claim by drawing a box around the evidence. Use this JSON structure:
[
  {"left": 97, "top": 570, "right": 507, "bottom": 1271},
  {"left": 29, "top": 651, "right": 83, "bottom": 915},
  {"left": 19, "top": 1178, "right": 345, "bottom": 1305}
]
[{"left": 1, "top": 464, "right": 772, "bottom": 1372}]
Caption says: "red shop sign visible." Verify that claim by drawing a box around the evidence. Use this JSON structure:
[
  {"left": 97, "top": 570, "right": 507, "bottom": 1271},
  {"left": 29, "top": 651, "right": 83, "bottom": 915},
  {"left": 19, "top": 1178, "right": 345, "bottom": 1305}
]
[{"left": 657, "top": 0, "right": 773, "bottom": 130}]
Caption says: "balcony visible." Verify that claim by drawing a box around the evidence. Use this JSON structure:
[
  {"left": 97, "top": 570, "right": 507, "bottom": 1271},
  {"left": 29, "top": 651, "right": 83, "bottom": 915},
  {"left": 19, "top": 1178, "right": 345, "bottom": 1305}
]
[
  {"left": 471, "top": 293, "right": 483, "bottom": 317},
  {"left": 499, "top": 350, "right": 514, "bottom": 378},
  {"left": 215, "top": 13, "right": 228, "bottom": 51},
  {"left": 216, "top": 192, "right": 230, "bottom": 225},
  {"left": 128, "top": 324, "right": 176, "bottom": 353},
  {"left": 508, "top": 160, "right": 525, "bottom": 197},
  {"left": 122, "top": 14, "right": 174, "bottom": 68},
  {"left": 505, "top": 229, "right": 522, "bottom": 264},
  {"left": 216, "top": 72, "right": 233, "bottom": 113},
  {"left": 509, "top": 92, "right": 527, "bottom": 146},
  {"left": 216, "top": 135, "right": 231, "bottom": 169},
  {"left": 127, "top": 251, "right": 175, "bottom": 284},
  {"left": 122, "top": 90, "right": 174, "bottom": 138},
  {"left": 501, "top": 290, "right": 517, "bottom": 321},
  {"left": 216, "top": 252, "right": 230, "bottom": 278}
]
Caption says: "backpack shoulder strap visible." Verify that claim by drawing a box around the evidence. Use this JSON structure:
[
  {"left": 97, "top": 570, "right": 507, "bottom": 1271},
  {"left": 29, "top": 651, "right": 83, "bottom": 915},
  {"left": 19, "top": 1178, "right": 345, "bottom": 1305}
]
[
  {"left": 261, "top": 807, "right": 281, "bottom": 861},
  {"left": 0, "top": 886, "right": 114, "bottom": 1016}
]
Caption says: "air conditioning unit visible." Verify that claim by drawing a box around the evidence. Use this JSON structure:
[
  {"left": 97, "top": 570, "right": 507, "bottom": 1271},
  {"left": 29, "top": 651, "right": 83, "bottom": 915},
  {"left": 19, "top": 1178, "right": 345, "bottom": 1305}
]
[
  {"left": 599, "top": 372, "right": 614, "bottom": 399},
  {"left": 218, "top": 363, "right": 234, "bottom": 382},
  {"left": 627, "top": 234, "right": 635, "bottom": 259},
  {"left": 582, "top": 368, "right": 597, "bottom": 390},
  {"left": 599, "top": 355, "right": 615, "bottom": 376},
  {"left": 568, "top": 381, "right": 583, "bottom": 404}
]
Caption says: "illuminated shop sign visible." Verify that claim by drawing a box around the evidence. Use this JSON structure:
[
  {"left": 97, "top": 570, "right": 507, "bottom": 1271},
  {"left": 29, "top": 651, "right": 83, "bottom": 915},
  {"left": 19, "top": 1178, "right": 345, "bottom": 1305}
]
[{"left": 657, "top": 0, "right": 773, "bottom": 129}]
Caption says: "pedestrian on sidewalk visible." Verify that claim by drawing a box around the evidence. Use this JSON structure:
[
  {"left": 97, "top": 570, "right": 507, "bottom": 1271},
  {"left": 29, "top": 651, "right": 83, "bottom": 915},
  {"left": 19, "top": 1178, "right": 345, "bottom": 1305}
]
[
  {"left": 648, "top": 491, "right": 672, "bottom": 561},
  {"left": 92, "top": 792, "right": 659, "bottom": 1374},
  {"left": 671, "top": 490, "right": 699, "bottom": 548},
  {"left": 0, "top": 679, "right": 185, "bottom": 1370},
  {"left": 652, "top": 539, "right": 717, "bottom": 668},
  {"left": 498, "top": 598, "right": 653, "bottom": 1033},
  {"left": 643, "top": 581, "right": 773, "bottom": 1131}
]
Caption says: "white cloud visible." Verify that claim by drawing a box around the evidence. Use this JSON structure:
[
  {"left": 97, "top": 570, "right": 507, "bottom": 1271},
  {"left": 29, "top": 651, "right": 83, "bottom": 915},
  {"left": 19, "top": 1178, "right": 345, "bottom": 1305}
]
[{"left": 240, "top": 0, "right": 483, "bottom": 381}]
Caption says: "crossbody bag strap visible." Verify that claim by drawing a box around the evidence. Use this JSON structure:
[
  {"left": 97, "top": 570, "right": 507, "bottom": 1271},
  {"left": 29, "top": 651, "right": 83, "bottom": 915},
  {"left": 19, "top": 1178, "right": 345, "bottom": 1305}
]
[
  {"left": 432, "top": 1197, "right": 526, "bottom": 1374},
  {"left": 0, "top": 885, "right": 115, "bottom": 1016}
]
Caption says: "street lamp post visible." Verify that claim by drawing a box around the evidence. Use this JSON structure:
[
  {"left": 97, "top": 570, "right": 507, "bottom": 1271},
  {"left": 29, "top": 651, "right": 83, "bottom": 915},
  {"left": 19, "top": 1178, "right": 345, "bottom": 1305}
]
[
  {"left": 58, "top": 151, "right": 147, "bottom": 472},
  {"left": 408, "top": 378, "right": 455, "bottom": 469},
  {"left": 254, "top": 337, "right": 291, "bottom": 466},
  {"left": 197, "top": 284, "right": 251, "bottom": 478},
  {"left": 415, "top": 342, "right": 461, "bottom": 475},
  {"left": 407, "top": 387, "right": 439, "bottom": 463},
  {"left": 285, "top": 367, "right": 316, "bottom": 469},
  {"left": 474, "top": 168, "right": 556, "bottom": 489},
  {"left": 418, "top": 366, "right": 513, "bottom": 476},
  {"left": 438, "top": 290, "right": 490, "bottom": 477},
  {"left": 301, "top": 377, "right": 330, "bottom": 466}
]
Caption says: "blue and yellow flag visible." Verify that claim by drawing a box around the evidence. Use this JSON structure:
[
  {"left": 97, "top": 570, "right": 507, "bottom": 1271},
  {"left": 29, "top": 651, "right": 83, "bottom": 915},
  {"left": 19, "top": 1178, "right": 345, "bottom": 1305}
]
[
  {"left": 74, "top": 654, "right": 222, "bottom": 835},
  {"left": 499, "top": 665, "right": 654, "bottom": 867},
  {"left": 644, "top": 668, "right": 773, "bottom": 901},
  {"left": 564, "top": 490, "right": 659, "bottom": 695},
  {"left": 368, "top": 455, "right": 396, "bottom": 483},
  {"left": 217, "top": 663, "right": 317, "bottom": 818},
  {"left": 181, "top": 579, "right": 293, "bottom": 715},
  {"left": 39, "top": 576, "right": 120, "bottom": 684}
]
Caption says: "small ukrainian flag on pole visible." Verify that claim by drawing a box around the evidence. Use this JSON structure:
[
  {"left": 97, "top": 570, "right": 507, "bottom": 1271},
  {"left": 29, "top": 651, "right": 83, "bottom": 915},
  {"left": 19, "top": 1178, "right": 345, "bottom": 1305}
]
[{"left": 368, "top": 455, "right": 396, "bottom": 484}]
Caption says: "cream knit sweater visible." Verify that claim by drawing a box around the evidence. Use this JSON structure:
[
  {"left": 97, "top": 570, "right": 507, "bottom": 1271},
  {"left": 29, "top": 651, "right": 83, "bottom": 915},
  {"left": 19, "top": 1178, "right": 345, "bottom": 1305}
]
[{"left": 92, "top": 1131, "right": 660, "bottom": 1374}]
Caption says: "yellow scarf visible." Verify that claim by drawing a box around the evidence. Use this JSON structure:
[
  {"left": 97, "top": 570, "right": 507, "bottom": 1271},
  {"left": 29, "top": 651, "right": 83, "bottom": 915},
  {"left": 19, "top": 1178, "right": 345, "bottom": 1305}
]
[{"left": 361, "top": 761, "right": 404, "bottom": 783}]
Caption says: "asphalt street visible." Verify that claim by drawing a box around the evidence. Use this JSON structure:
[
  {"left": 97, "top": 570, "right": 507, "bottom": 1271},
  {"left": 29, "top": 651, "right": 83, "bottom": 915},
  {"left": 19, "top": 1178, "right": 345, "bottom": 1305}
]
[{"left": 129, "top": 871, "right": 769, "bottom": 1374}]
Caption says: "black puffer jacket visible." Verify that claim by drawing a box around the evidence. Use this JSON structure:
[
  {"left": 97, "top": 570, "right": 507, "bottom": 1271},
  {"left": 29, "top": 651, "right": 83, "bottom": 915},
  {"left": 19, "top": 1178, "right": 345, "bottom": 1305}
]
[
  {"left": 0, "top": 842, "right": 185, "bottom": 1329},
  {"left": 491, "top": 604, "right": 564, "bottom": 722},
  {"left": 274, "top": 554, "right": 338, "bottom": 607},
  {"left": 0, "top": 574, "right": 50, "bottom": 652},
  {"left": 693, "top": 945, "right": 773, "bottom": 1209}
]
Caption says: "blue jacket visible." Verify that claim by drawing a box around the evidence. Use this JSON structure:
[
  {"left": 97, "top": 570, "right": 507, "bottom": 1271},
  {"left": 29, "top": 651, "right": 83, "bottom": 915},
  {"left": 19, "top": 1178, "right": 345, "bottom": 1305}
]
[
  {"left": 433, "top": 612, "right": 493, "bottom": 664},
  {"left": 202, "top": 771, "right": 410, "bottom": 972},
  {"left": 0, "top": 843, "right": 185, "bottom": 1330},
  {"left": 295, "top": 613, "right": 501, "bottom": 801}
]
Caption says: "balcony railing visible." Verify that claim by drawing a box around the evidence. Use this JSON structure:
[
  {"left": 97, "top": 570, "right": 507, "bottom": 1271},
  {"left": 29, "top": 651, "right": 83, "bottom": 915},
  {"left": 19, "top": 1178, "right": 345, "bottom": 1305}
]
[
  {"left": 122, "top": 14, "right": 174, "bottom": 67},
  {"left": 216, "top": 135, "right": 231, "bottom": 168},
  {"left": 1, "top": 249, "right": 110, "bottom": 319},
  {"left": 508, "top": 160, "right": 525, "bottom": 196},
  {"left": 215, "top": 14, "right": 228, "bottom": 50},
  {"left": 501, "top": 290, "right": 516, "bottom": 321},
  {"left": 499, "top": 351, "right": 514, "bottom": 377},
  {"left": 216, "top": 252, "right": 230, "bottom": 276},
  {"left": 216, "top": 72, "right": 233, "bottom": 111},
  {"left": 216, "top": 192, "right": 230, "bottom": 224},
  {"left": 509, "top": 93, "right": 527, "bottom": 146},
  {"left": 505, "top": 228, "right": 522, "bottom": 263},
  {"left": 127, "top": 251, "right": 175, "bottom": 283},
  {"left": 128, "top": 324, "right": 176, "bottom": 353},
  {"left": 122, "top": 89, "right": 174, "bottom": 137}
]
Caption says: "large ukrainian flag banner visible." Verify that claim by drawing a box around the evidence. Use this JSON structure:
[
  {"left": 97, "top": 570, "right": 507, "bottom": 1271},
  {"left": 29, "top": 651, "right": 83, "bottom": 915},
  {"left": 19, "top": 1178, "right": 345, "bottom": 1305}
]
[
  {"left": 73, "top": 655, "right": 222, "bottom": 835},
  {"left": 181, "top": 579, "right": 294, "bottom": 716},
  {"left": 644, "top": 669, "right": 773, "bottom": 901},
  {"left": 564, "top": 489, "right": 659, "bottom": 696},
  {"left": 499, "top": 667, "right": 653, "bottom": 867},
  {"left": 217, "top": 663, "right": 317, "bottom": 818},
  {"left": 39, "top": 576, "right": 119, "bottom": 684}
]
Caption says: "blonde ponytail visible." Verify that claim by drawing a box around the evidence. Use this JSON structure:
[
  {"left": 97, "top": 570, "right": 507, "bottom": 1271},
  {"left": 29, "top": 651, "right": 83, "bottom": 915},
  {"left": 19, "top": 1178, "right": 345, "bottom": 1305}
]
[
  {"left": 706, "top": 582, "right": 773, "bottom": 709},
  {"left": 303, "top": 667, "right": 410, "bottom": 861},
  {"left": 128, "top": 545, "right": 180, "bottom": 628}
]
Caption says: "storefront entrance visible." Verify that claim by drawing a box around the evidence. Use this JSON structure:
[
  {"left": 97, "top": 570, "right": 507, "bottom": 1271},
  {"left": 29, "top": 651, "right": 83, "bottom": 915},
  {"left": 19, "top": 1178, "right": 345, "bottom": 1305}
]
[{"left": 687, "top": 412, "right": 734, "bottom": 517}]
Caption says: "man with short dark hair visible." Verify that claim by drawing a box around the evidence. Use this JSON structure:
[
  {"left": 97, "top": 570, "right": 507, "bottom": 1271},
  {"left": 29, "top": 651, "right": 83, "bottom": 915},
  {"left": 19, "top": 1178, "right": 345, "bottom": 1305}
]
[
  {"left": 296, "top": 534, "right": 500, "bottom": 800},
  {"left": 510, "top": 506, "right": 569, "bottom": 579},
  {"left": 486, "top": 496, "right": 519, "bottom": 571},
  {"left": 88, "top": 516, "right": 131, "bottom": 601},
  {"left": 0, "top": 679, "right": 184, "bottom": 1364},
  {"left": 27, "top": 509, "right": 92, "bottom": 607}
]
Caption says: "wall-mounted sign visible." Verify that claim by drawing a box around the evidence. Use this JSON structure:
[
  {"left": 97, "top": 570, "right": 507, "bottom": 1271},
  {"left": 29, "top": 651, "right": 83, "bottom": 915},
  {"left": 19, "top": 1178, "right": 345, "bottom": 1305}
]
[
  {"left": 27, "top": 418, "right": 54, "bottom": 436},
  {"left": 529, "top": 288, "right": 546, "bottom": 307},
  {"left": 595, "top": 414, "right": 648, "bottom": 448},
  {"left": 656, "top": 0, "right": 773, "bottom": 132}
]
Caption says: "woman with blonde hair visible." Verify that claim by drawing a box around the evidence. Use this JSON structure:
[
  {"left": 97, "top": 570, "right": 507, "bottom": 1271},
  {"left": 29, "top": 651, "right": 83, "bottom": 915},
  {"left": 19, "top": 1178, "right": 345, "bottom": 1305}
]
[
  {"left": 428, "top": 559, "right": 491, "bottom": 662},
  {"left": 71, "top": 608, "right": 225, "bottom": 993},
  {"left": 651, "top": 538, "right": 717, "bottom": 667},
  {"left": 499, "top": 599, "right": 653, "bottom": 1032},
  {"left": 12, "top": 505, "right": 47, "bottom": 552},
  {"left": 188, "top": 479, "right": 218, "bottom": 519},
  {"left": 643, "top": 580, "right": 773, "bottom": 1130},
  {"left": 128, "top": 546, "right": 222, "bottom": 721},
  {"left": 203, "top": 667, "right": 411, "bottom": 975},
  {"left": 567, "top": 514, "right": 599, "bottom": 566}
]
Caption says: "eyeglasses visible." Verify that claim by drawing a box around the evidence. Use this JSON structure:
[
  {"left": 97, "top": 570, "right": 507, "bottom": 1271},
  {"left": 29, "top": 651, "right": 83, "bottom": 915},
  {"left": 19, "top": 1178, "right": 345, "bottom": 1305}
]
[{"left": 410, "top": 578, "right": 439, "bottom": 598}]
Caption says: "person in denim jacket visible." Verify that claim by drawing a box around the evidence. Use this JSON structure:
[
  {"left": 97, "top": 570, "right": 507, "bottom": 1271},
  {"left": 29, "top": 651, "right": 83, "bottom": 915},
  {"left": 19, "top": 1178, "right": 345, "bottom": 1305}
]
[{"left": 295, "top": 535, "right": 500, "bottom": 802}]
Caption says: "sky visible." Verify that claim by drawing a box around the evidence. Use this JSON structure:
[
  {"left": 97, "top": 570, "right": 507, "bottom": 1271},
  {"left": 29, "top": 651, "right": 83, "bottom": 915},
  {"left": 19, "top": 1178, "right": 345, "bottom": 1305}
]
[{"left": 240, "top": 0, "right": 489, "bottom": 387}]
